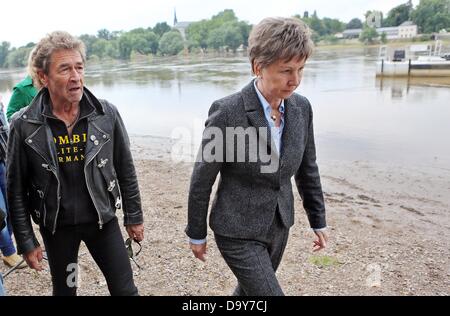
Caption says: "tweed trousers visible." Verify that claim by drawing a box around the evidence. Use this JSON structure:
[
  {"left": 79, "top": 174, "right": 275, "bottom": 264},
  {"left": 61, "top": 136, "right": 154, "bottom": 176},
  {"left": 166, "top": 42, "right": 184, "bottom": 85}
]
[{"left": 214, "top": 209, "right": 289, "bottom": 296}]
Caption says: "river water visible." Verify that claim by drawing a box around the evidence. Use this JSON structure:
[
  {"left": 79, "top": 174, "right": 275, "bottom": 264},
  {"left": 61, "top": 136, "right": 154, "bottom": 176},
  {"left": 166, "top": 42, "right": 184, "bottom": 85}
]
[{"left": 1, "top": 47, "right": 449, "bottom": 170}]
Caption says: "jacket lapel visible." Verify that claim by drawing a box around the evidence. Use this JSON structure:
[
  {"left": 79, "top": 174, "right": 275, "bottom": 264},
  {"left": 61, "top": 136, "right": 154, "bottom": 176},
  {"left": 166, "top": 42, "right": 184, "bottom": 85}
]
[
  {"left": 280, "top": 96, "right": 303, "bottom": 169},
  {"left": 84, "top": 119, "right": 111, "bottom": 166},
  {"left": 241, "top": 81, "right": 278, "bottom": 161},
  {"left": 25, "top": 124, "right": 58, "bottom": 170}
]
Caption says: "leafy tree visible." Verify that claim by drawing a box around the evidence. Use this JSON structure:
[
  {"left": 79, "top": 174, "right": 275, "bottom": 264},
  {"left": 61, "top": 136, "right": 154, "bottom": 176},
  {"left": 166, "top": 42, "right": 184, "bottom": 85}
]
[
  {"left": 117, "top": 31, "right": 159, "bottom": 59},
  {"left": 118, "top": 33, "right": 134, "bottom": 59},
  {"left": 383, "top": 1, "right": 413, "bottom": 26},
  {"left": 0, "top": 41, "right": 11, "bottom": 67},
  {"left": 322, "top": 17, "right": 345, "bottom": 34},
  {"left": 153, "top": 22, "right": 171, "bottom": 38},
  {"left": 203, "top": 22, "right": 245, "bottom": 52},
  {"left": 411, "top": 0, "right": 450, "bottom": 33},
  {"left": 128, "top": 27, "right": 147, "bottom": 35},
  {"left": 310, "top": 30, "right": 321, "bottom": 44},
  {"left": 210, "top": 9, "right": 238, "bottom": 26},
  {"left": 359, "top": 26, "right": 379, "bottom": 44},
  {"left": 300, "top": 13, "right": 343, "bottom": 37},
  {"left": 79, "top": 34, "right": 98, "bottom": 59},
  {"left": 308, "top": 14, "right": 326, "bottom": 36},
  {"left": 97, "top": 29, "right": 112, "bottom": 40},
  {"left": 105, "top": 41, "right": 120, "bottom": 59},
  {"left": 91, "top": 39, "right": 109, "bottom": 59},
  {"left": 144, "top": 32, "right": 159, "bottom": 55},
  {"left": 186, "top": 20, "right": 210, "bottom": 50},
  {"left": 237, "top": 21, "right": 252, "bottom": 47},
  {"left": 132, "top": 31, "right": 159, "bottom": 55},
  {"left": 223, "top": 23, "right": 243, "bottom": 52},
  {"left": 4, "top": 46, "right": 32, "bottom": 68},
  {"left": 159, "top": 31, "right": 184, "bottom": 55},
  {"left": 207, "top": 28, "right": 226, "bottom": 51},
  {"left": 381, "top": 32, "right": 388, "bottom": 43},
  {"left": 302, "top": 12, "right": 343, "bottom": 36},
  {"left": 186, "top": 9, "right": 250, "bottom": 51},
  {"left": 111, "top": 31, "right": 122, "bottom": 39},
  {"left": 346, "top": 18, "right": 363, "bottom": 29}
]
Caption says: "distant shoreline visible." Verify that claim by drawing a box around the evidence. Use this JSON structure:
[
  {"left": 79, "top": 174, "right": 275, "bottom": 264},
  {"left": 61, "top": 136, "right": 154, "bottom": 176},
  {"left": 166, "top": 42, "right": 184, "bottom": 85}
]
[
  {"left": 316, "top": 39, "right": 450, "bottom": 50},
  {"left": 1, "top": 40, "right": 449, "bottom": 73}
]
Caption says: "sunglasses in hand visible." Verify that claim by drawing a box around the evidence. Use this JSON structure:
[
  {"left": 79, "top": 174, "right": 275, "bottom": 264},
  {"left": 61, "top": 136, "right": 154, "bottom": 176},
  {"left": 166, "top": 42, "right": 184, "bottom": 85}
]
[{"left": 125, "top": 238, "right": 142, "bottom": 270}]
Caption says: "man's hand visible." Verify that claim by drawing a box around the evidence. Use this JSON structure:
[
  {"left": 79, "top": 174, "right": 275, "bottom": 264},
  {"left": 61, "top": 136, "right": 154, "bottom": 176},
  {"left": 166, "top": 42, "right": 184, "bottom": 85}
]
[
  {"left": 190, "top": 242, "right": 207, "bottom": 262},
  {"left": 24, "top": 247, "right": 44, "bottom": 271},
  {"left": 126, "top": 223, "right": 144, "bottom": 242},
  {"left": 313, "top": 230, "right": 328, "bottom": 252}
]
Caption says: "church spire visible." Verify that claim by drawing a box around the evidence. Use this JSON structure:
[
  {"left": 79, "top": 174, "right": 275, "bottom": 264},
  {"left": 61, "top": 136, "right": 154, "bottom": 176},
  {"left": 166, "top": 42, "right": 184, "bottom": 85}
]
[{"left": 174, "top": 8, "right": 178, "bottom": 26}]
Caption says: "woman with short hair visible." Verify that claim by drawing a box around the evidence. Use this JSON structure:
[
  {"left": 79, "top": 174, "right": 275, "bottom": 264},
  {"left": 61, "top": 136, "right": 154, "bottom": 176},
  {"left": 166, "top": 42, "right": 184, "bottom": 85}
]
[{"left": 186, "top": 17, "right": 328, "bottom": 296}]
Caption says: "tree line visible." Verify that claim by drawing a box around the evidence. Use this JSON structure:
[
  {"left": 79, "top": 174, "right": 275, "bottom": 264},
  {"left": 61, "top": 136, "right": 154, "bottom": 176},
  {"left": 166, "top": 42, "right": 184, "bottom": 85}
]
[
  {"left": 0, "top": 9, "right": 251, "bottom": 68},
  {"left": 358, "top": 0, "right": 450, "bottom": 44},
  {"left": 297, "top": 0, "right": 449, "bottom": 44},
  {"left": 0, "top": 0, "right": 449, "bottom": 68}
]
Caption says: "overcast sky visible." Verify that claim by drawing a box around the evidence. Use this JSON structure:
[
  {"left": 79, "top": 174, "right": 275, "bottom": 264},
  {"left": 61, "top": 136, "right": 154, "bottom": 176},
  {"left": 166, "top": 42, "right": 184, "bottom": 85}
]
[{"left": 1, "top": 0, "right": 419, "bottom": 48}]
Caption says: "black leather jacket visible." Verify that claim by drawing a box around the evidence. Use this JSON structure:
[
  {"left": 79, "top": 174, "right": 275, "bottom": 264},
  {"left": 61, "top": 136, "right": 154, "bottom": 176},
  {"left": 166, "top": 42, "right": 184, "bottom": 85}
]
[{"left": 7, "top": 87, "right": 143, "bottom": 254}]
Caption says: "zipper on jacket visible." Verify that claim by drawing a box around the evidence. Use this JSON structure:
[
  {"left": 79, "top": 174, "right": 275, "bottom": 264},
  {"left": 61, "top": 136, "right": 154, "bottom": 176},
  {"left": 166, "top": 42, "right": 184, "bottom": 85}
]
[
  {"left": 40, "top": 164, "right": 52, "bottom": 228},
  {"left": 84, "top": 134, "right": 110, "bottom": 230},
  {"left": 51, "top": 166, "right": 61, "bottom": 235},
  {"left": 29, "top": 151, "right": 60, "bottom": 235},
  {"left": 41, "top": 164, "right": 60, "bottom": 235}
]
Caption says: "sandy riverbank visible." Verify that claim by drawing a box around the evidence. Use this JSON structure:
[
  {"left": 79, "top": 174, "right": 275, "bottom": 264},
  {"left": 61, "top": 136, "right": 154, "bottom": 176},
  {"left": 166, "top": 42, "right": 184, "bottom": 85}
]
[{"left": 1, "top": 135, "right": 449, "bottom": 296}]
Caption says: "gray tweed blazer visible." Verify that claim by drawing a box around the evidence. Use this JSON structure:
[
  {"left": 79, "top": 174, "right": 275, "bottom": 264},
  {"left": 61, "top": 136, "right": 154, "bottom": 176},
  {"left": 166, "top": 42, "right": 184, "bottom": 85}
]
[{"left": 186, "top": 80, "right": 326, "bottom": 240}]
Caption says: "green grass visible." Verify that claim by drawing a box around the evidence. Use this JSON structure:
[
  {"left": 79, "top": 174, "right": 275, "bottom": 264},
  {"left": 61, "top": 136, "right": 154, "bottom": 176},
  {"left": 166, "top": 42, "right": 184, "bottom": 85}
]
[{"left": 309, "top": 255, "right": 341, "bottom": 268}]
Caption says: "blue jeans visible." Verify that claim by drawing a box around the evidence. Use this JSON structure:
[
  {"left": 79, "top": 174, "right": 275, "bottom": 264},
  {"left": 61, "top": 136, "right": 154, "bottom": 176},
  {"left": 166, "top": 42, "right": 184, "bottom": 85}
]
[
  {"left": 0, "top": 162, "right": 16, "bottom": 257},
  {"left": 0, "top": 273, "right": 5, "bottom": 296}
]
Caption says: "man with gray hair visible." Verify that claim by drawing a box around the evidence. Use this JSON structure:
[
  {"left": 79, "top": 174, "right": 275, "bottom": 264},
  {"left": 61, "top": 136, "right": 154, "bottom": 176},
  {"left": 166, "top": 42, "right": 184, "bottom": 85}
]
[{"left": 7, "top": 31, "right": 144, "bottom": 296}]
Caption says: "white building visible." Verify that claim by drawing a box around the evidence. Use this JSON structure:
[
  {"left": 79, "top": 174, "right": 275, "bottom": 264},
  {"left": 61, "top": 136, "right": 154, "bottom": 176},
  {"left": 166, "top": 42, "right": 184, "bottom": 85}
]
[
  {"left": 342, "top": 28, "right": 362, "bottom": 39},
  {"left": 343, "top": 21, "right": 418, "bottom": 40},
  {"left": 377, "top": 26, "right": 401, "bottom": 39},
  {"left": 398, "top": 21, "right": 418, "bottom": 38}
]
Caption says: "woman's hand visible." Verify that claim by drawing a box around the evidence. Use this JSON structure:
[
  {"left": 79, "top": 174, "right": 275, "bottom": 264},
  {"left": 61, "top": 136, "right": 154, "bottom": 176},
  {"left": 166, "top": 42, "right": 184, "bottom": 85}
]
[
  {"left": 313, "top": 230, "right": 328, "bottom": 252},
  {"left": 190, "top": 242, "right": 207, "bottom": 262}
]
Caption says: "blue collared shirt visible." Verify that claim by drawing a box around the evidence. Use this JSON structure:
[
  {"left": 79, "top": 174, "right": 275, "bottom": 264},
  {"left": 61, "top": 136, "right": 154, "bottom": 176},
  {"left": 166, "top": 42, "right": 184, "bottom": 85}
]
[{"left": 253, "top": 80, "right": 285, "bottom": 155}]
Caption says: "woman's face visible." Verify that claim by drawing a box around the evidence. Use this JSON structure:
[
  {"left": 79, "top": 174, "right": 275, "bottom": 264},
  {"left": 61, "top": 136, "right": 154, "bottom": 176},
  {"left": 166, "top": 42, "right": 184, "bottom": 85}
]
[{"left": 255, "top": 56, "right": 306, "bottom": 103}]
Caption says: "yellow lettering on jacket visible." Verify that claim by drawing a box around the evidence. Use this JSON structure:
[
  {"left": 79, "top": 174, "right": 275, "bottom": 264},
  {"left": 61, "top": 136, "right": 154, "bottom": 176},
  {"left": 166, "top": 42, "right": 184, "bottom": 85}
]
[
  {"left": 58, "top": 135, "right": 70, "bottom": 145},
  {"left": 72, "top": 134, "right": 80, "bottom": 144}
]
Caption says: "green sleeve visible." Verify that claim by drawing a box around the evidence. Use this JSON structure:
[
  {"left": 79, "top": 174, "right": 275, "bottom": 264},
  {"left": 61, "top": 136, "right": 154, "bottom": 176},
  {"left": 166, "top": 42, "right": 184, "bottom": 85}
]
[{"left": 6, "top": 87, "right": 30, "bottom": 121}]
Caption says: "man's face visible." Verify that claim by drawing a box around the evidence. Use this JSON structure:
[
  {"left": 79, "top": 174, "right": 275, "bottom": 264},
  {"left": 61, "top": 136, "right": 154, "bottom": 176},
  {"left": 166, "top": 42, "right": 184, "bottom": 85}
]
[
  {"left": 40, "top": 49, "right": 84, "bottom": 107},
  {"left": 256, "top": 56, "right": 306, "bottom": 101}
]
